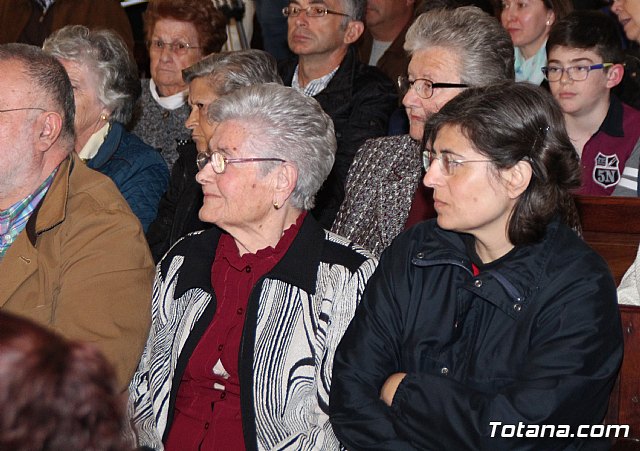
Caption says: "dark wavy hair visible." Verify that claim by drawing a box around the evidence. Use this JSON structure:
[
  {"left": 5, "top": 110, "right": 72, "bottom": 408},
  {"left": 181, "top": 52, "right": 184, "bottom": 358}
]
[
  {"left": 0, "top": 312, "right": 128, "bottom": 451},
  {"left": 422, "top": 82, "right": 582, "bottom": 245},
  {"left": 547, "top": 10, "right": 624, "bottom": 65},
  {"left": 144, "top": 0, "right": 228, "bottom": 55}
]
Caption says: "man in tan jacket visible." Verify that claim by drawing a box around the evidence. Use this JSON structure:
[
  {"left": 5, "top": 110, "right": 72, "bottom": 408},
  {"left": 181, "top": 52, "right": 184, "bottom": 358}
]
[{"left": 0, "top": 43, "right": 153, "bottom": 390}]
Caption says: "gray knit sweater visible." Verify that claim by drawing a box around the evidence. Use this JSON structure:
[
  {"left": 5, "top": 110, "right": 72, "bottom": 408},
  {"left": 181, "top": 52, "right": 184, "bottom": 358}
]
[{"left": 130, "top": 80, "right": 191, "bottom": 170}]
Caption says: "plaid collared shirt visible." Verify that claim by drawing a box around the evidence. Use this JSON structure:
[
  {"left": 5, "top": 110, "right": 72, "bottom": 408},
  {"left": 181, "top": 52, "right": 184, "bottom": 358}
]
[
  {"left": 291, "top": 65, "right": 339, "bottom": 97},
  {"left": 0, "top": 168, "right": 57, "bottom": 260}
]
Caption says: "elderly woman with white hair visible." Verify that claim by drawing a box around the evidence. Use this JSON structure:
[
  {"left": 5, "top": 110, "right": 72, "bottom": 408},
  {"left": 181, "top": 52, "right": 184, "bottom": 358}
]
[
  {"left": 43, "top": 25, "right": 169, "bottom": 231},
  {"left": 146, "top": 49, "right": 283, "bottom": 262},
  {"left": 332, "top": 6, "right": 515, "bottom": 256},
  {"left": 128, "top": 83, "right": 377, "bottom": 451}
]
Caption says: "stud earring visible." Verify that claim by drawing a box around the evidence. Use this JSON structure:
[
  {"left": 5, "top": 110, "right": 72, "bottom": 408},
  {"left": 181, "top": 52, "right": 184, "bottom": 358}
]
[
  {"left": 546, "top": 20, "right": 551, "bottom": 26},
  {"left": 100, "top": 113, "right": 108, "bottom": 121},
  {"left": 273, "top": 201, "right": 280, "bottom": 210}
]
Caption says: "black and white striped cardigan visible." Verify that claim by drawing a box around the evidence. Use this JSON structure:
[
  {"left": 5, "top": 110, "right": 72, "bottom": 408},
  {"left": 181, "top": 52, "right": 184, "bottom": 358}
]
[{"left": 128, "top": 215, "right": 377, "bottom": 450}]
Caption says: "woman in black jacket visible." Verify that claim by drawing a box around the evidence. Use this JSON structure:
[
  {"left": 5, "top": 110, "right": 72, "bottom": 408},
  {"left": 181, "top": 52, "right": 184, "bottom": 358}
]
[{"left": 330, "top": 82, "right": 623, "bottom": 450}]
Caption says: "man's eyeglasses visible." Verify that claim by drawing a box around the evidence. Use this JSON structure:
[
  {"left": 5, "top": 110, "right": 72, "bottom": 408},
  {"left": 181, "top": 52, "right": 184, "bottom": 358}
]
[
  {"left": 282, "top": 5, "right": 350, "bottom": 18},
  {"left": 148, "top": 39, "right": 200, "bottom": 56},
  {"left": 423, "top": 150, "right": 492, "bottom": 176},
  {"left": 197, "top": 151, "right": 286, "bottom": 174},
  {"left": 0, "top": 107, "right": 46, "bottom": 114},
  {"left": 397, "top": 76, "right": 468, "bottom": 100},
  {"left": 541, "top": 63, "right": 613, "bottom": 82}
]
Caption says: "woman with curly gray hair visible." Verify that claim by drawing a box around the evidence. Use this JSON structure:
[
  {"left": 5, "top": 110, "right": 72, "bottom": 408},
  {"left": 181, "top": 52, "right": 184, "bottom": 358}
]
[
  {"left": 44, "top": 25, "right": 169, "bottom": 231},
  {"left": 129, "top": 83, "right": 378, "bottom": 451},
  {"left": 146, "top": 49, "right": 283, "bottom": 262}
]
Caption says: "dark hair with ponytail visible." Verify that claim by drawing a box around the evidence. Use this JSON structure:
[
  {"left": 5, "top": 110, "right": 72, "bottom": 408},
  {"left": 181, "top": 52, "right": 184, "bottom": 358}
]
[{"left": 422, "top": 82, "right": 582, "bottom": 245}]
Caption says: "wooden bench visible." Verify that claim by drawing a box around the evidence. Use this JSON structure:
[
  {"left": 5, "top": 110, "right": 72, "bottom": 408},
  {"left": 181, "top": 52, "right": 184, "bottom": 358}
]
[
  {"left": 574, "top": 195, "right": 640, "bottom": 285},
  {"left": 574, "top": 195, "right": 640, "bottom": 447},
  {"left": 610, "top": 305, "right": 640, "bottom": 448}
]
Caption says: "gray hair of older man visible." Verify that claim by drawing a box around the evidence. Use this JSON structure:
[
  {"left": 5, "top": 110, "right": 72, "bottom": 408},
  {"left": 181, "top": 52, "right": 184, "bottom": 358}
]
[
  {"left": 43, "top": 25, "right": 140, "bottom": 124},
  {"left": 0, "top": 43, "right": 75, "bottom": 147},
  {"left": 405, "top": 6, "right": 515, "bottom": 85},
  {"left": 341, "top": 0, "right": 366, "bottom": 21},
  {"left": 208, "top": 83, "right": 336, "bottom": 211},
  {"left": 182, "top": 49, "right": 283, "bottom": 96}
]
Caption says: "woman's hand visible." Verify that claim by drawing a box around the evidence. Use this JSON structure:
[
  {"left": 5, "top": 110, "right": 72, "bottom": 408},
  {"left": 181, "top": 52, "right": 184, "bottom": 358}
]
[{"left": 380, "top": 372, "right": 407, "bottom": 406}]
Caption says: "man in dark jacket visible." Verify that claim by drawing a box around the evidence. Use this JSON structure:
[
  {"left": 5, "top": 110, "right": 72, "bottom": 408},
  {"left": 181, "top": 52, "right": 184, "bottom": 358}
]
[{"left": 279, "top": 0, "right": 397, "bottom": 228}]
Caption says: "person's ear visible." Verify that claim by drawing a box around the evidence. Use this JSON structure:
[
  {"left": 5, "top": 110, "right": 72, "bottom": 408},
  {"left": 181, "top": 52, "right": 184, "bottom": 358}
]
[
  {"left": 272, "top": 162, "right": 298, "bottom": 207},
  {"left": 343, "top": 20, "right": 364, "bottom": 45},
  {"left": 36, "top": 111, "right": 63, "bottom": 152},
  {"left": 99, "top": 108, "right": 111, "bottom": 122},
  {"left": 502, "top": 159, "right": 532, "bottom": 199},
  {"left": 546, "top": 10, "right": 556, "bottom": 27},
  {"left": 605, "top": 63, "right": 625, "bottom": 89}
]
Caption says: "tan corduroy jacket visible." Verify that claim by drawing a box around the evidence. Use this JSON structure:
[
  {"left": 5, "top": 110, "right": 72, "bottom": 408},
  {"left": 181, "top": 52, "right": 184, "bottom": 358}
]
[{"left": 0, "top": 153, "right": 154, "bottom": 390}]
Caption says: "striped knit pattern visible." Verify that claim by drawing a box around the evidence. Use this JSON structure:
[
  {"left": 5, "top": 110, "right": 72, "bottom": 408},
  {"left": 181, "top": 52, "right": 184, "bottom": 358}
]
[{"left": 128, "top": 229, "right": 377, "bottom": 450}]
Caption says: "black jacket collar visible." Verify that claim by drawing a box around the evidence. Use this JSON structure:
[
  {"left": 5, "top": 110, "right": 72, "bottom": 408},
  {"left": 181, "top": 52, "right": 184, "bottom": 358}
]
[
  {"left": 410, "top": 219, "right": 566, "bottom": 319},
  {"left": 166, "top": 213, "right": 326, "bottom": 299},
  {"left": 599, "top": 95, "right": 625, "bottom": 138}
]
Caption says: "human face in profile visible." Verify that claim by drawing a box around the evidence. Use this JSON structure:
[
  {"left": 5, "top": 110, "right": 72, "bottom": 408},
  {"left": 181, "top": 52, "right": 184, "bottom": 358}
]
[
  {"left": 423, "top": 124, "right": 520, "bottom": 257},
  {"left": 611, "top": 0, "right": 640, "bottom": 43},
  {"left": 185, "top": 77, "right": 219, "bottom": 153},
  {"left": 402, "top": 47, "right": 465, "bottom": 141}
]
